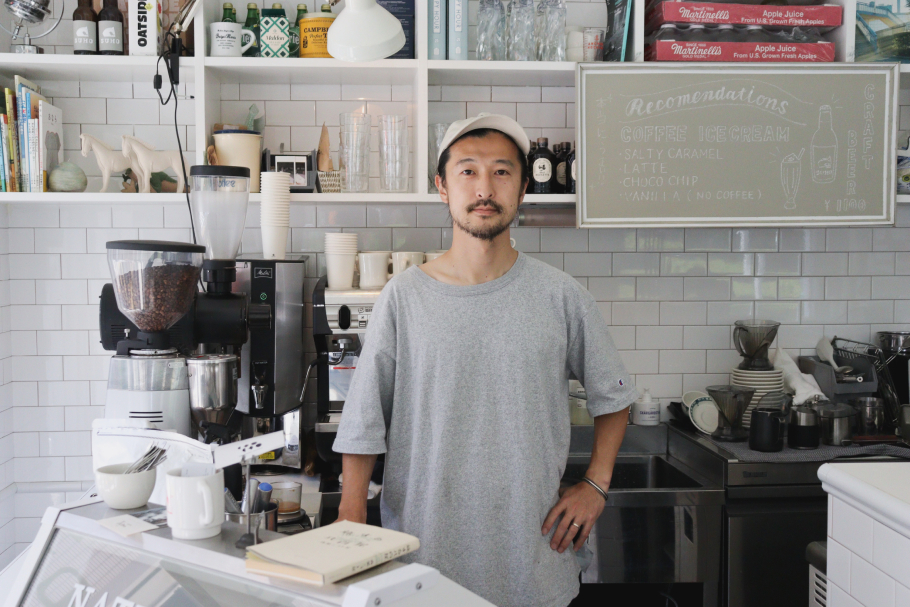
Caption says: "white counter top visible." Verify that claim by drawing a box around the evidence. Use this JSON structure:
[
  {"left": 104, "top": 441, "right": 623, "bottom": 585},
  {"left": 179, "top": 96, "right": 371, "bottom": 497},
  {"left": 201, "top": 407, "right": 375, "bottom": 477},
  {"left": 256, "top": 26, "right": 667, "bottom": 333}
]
[{"left": 818, "top": 462, "right": 910, "bottom": 538}]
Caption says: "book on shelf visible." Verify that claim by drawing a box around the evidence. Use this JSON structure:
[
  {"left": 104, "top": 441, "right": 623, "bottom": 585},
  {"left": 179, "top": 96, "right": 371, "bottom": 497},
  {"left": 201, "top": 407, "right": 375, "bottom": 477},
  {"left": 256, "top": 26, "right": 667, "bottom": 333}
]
[
  {"left": 0, "top": 116, "right": 7, "bottom": 192},
  {"left": 38, "top": 100, "right": 63, "bottom": 193},
  {"left": 15, "top": 76, "right": 39, "bottom": 193},
  {"left": 4, "top": 89, "right": 20, "bottom": 193},
  {"left": 28, "top": 118, "right": 39, "bottom": 193},
  {"left": 429, "top": 0, "right": 446, "bottom": 59},
  {"left": 245, "top": 520, "right": 420, "bottom": 585},
  {"left": 448, "top": 0, "right": 466, "bottom": 60}
]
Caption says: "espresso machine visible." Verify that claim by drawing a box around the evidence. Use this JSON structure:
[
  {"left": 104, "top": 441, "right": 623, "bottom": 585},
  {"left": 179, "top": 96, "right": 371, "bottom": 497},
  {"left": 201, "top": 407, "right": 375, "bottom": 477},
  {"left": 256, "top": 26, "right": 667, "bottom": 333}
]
[
  {"left": 233, "top": 255, "right": 307, "bottom": 473},
  {"left": 311, "top": 277, "right": 383, "bottom": 474}
]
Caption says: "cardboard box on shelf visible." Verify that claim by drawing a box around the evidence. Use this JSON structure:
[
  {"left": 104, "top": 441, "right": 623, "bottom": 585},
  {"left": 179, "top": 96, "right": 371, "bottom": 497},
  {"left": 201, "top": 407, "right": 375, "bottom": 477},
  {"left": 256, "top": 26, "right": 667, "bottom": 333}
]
[
  {"left": 645, "top": 40, "right": 835, "bottom": 61},
  {"left": 646, "top": 2, "right": 842, "bottom": 31}
]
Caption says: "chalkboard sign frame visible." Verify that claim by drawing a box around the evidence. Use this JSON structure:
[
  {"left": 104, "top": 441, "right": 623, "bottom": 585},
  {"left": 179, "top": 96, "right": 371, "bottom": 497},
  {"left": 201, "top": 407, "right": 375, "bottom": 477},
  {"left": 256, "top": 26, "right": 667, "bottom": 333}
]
[{"left": 577, "top": 63, "right": 900, "bottom": 228}]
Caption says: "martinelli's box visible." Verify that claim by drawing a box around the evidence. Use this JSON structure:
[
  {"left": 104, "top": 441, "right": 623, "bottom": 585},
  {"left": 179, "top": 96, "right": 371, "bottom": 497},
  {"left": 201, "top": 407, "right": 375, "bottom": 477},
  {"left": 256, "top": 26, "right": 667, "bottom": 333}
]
[
  {"left": 645, "top": 40, "right": 835, "bottom": 62},
  {"left": 646, "top": 2, "right": 843, "bottom": 30}
]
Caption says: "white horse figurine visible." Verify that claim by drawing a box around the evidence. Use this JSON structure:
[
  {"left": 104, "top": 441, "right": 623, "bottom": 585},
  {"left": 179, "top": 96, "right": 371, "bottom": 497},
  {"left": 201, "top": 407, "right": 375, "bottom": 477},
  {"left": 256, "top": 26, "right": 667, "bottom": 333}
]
[
  {"left": 80, "top": 134, "right": 132, "bottom": 193},
  {"left": 122, "top": 136, "right": 185, "bottom": 194}
]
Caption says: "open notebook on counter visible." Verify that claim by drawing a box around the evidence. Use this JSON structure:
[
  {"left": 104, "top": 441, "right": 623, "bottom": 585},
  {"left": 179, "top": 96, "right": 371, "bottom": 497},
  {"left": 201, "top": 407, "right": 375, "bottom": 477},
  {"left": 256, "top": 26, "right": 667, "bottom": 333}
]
[{"left": 246, "top": 520, "right": 420, "bottom": 585}]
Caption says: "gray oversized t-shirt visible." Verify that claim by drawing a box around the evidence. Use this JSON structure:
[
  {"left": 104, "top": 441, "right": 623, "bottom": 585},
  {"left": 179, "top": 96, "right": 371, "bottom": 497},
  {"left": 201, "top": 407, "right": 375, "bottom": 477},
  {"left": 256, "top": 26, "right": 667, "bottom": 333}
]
[{"left": 333, "top": 252, "right": 637, "bottom": 607}]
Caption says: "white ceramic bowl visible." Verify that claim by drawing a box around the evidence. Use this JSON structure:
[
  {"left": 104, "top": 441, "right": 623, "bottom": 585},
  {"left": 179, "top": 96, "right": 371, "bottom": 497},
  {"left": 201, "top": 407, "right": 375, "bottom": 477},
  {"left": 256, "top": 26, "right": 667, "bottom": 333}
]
[
  {"left": 95, "top": 463, "right": 156, "bottom": 510},
  {"left": 681, "top": 391, "right": 711, "bottom": 413}
]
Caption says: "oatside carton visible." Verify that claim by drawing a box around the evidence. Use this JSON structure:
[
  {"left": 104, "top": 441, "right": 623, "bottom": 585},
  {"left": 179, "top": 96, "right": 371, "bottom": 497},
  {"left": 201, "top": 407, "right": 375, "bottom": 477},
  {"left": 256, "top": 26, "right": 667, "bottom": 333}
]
[{"left": 129, "top": 0, "right": 161, "bottom": 56}]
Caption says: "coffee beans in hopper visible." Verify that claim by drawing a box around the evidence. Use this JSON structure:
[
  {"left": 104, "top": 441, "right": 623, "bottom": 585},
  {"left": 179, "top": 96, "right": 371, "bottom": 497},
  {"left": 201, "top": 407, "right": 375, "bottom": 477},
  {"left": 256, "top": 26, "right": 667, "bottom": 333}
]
[{"left": 116, "top": 264, "right": 200, "bottom": 333}]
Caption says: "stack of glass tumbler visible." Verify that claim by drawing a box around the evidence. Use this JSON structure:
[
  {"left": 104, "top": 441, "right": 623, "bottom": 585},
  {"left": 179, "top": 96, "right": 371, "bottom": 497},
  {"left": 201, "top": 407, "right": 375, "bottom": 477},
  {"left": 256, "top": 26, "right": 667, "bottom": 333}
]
[
  {"left": 338, "top": 113, "right": 409, "bottom": 193},
  {"left": 477, "top": 0, "right": 566, "bottom": 62}
]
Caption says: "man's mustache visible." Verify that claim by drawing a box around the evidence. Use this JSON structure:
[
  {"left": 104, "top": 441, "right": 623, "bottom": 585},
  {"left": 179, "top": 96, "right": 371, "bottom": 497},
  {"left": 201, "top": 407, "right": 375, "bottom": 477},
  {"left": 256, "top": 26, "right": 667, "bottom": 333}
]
[{"left": 467, "top": 199, "right": 503, "bottom": 213}]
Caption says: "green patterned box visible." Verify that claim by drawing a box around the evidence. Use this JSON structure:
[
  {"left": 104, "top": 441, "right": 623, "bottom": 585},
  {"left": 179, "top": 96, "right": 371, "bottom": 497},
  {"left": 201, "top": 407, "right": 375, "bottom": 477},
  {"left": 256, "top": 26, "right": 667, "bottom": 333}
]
[{"left": 261, "top": 9, "right": 290, "bottom": 58}]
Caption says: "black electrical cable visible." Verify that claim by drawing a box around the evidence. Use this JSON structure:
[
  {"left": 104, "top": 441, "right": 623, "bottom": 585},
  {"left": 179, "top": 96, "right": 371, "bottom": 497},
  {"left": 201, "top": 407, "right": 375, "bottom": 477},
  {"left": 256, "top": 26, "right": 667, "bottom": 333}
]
[{"left": 155, "top": 30, "right": 197, "bottom": 246}]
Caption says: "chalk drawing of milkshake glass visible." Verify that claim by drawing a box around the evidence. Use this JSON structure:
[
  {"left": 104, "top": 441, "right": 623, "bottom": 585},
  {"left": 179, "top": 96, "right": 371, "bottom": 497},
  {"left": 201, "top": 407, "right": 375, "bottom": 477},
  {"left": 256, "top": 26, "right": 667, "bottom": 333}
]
[
  {"left": 781, "top": 148, "right": 804, "bottom": 211},
  {"left": 810, "top": 105, "right": 837, "bottom": 184}
]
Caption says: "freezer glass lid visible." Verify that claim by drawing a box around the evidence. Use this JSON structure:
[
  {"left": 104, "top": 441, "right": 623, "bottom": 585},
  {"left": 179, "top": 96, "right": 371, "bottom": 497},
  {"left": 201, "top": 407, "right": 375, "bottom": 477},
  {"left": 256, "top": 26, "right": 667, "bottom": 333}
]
[{"left": 17, "top": 528, "right": 306, "bottom": 607}]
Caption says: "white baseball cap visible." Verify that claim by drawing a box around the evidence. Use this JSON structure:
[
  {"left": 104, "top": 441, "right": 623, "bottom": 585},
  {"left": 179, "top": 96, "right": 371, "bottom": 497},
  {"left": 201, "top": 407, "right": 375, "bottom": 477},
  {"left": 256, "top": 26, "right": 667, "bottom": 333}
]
[{"left": 436, "top": 113, "right": 531, "bottom": 163}]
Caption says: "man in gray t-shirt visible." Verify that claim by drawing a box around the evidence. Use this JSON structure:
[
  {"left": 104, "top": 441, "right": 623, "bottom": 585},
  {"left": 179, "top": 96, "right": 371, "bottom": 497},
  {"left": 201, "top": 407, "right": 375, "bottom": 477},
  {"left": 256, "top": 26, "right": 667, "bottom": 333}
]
[{"left": 333, "top": 114, "right": 637, "bottom": 607}]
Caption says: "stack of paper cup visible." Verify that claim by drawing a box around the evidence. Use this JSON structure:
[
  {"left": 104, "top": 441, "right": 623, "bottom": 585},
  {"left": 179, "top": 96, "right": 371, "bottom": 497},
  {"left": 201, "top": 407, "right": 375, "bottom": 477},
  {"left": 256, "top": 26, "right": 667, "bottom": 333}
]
[
  {"left": 325, "top": 233, "right": 359, "bottom": 289},
  {"left": 260, "top": 172, "right": 290, "bottom": 259}
]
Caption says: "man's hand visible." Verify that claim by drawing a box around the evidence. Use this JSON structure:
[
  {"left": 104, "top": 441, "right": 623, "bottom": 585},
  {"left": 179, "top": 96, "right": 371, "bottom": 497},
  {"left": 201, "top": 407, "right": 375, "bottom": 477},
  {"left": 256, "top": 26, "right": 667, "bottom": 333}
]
[{"left": 541, "top": 480, "right": 607, "bottom": 553}]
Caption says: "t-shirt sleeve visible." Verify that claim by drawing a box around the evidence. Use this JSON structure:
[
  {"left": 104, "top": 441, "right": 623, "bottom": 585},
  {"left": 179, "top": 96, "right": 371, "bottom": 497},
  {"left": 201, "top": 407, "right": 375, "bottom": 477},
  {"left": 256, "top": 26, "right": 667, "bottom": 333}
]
[
  {"left": 332, "top": 288, "right": 397, "bottom": 455},
  {"left": 567, "top": 295, "right": 638, "bottom": 418}
]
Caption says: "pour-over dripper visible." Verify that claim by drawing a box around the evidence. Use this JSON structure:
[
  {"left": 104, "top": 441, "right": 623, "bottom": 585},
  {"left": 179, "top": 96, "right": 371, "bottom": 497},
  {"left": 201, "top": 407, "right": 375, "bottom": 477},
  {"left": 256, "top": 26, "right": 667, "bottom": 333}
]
[
  {"left": 706, "top": 384, "right": 755, "bottom": 442},
  {"left": 733, "top": 320, "right": 780, "bottom": 371}
]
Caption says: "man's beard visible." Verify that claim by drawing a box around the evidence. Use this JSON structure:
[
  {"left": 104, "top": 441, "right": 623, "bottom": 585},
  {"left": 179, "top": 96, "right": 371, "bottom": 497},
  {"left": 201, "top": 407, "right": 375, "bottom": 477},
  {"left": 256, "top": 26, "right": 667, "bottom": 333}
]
[{"left": 447, "top": 199, "right": 517, "bottom": 242}]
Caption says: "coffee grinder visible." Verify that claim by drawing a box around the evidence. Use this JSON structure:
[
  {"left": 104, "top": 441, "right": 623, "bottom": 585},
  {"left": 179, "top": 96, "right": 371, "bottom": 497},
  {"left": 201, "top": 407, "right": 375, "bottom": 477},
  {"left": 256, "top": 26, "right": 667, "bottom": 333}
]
[{"left": 103, "top": 240, "right": 206, "bottom": 437}]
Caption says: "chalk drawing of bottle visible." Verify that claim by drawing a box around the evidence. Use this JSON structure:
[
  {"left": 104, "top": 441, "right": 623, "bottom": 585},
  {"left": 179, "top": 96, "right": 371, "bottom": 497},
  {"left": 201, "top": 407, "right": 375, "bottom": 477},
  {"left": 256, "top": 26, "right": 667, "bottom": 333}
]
[
  {"left": 781, "top": 148, "right": 804, "bottom": 211},
  {"left": 810, "top": 105, "right": 837, "bottom": 184}
]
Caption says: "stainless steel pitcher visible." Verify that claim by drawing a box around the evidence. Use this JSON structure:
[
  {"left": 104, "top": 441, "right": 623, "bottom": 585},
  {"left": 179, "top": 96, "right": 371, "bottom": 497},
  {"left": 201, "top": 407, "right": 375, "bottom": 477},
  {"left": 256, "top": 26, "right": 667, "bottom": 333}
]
[{"left": 187, "top": 354, "right": 239, "bottom": 427}]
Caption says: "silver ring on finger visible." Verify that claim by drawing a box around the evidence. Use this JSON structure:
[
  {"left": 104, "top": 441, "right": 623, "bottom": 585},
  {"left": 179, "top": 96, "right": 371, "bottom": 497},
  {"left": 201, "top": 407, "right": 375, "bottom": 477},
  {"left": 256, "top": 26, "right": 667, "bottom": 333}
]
[{"left": 571, "top": 522, "right": 581, "bottom": 529}]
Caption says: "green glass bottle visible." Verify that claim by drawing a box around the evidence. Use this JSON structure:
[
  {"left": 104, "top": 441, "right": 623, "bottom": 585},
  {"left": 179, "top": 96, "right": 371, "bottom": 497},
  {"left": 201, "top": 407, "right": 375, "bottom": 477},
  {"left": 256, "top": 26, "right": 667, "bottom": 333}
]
[
  {"left": 231, "top": 7, "right": 237, "bottom": 21},
  {"left": 222, "top": 2, "right": 235, "bottom": 22},
  {"left": 289, "top": 3, "right": 307, "bottom": 56},
  {"left": 243, "top": 2, "right": 260, "bottom": 57}
]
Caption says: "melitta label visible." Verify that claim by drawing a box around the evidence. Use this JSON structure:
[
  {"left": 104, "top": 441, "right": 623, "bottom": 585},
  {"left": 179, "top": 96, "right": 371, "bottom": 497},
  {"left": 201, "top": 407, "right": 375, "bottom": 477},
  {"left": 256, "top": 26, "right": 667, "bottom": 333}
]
[
  {"left": 556, "top": 162, "right": 566, "bottom": 185},
  {"left": 645, "top": 1, "right": 843, "bottom": 29},
  {"left": 73, "top": 20, "right": 97, "bottom": 52},
  {"left": 99, "top": 21, "right": 123, "bottom": 52},
  {"left": 646, "top": 40, "right": 835, "bottom": 62},
  {"left": 533, "top": 158, "right": 552, "bottom": 183}
]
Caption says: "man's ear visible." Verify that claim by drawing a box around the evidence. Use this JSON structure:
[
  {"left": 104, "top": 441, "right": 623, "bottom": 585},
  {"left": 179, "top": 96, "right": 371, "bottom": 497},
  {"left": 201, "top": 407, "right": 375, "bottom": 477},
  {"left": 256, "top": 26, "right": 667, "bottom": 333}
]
[{"left": 436, "top": 174, "right": 448, "bottom": 203}]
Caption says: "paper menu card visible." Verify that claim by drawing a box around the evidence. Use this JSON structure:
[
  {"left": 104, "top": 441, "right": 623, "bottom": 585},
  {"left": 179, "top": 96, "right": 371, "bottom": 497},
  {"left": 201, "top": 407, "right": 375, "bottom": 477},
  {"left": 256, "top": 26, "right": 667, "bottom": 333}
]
[{"left": 246, "top": 520, "right": 419, "bottom": 585}]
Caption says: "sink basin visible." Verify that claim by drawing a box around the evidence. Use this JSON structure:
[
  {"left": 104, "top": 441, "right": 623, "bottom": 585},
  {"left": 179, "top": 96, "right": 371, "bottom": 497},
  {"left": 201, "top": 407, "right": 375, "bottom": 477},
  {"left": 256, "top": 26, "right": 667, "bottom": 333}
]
[{"left": 563, "top": 455, "right": 703, "bottom": 490}]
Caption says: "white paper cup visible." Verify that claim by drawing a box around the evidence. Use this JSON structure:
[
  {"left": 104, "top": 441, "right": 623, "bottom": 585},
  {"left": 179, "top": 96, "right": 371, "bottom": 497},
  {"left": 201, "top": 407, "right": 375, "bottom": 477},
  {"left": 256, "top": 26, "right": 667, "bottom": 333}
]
[
  {"left": 326, "top": 252, "right": 357, "bottom": 289},
  {"left": 358, "top": 251, "right": 393, "bottom": 288},
  {"left": 262, "top": 225, "right": 289, "bottom": 259}
]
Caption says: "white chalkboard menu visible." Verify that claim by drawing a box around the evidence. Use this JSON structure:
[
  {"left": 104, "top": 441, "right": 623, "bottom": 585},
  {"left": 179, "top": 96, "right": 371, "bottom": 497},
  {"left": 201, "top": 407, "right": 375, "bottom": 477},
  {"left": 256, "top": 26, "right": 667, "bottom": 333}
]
[{"left": 577, "top": 63, "right": 899, "bottom": 228}]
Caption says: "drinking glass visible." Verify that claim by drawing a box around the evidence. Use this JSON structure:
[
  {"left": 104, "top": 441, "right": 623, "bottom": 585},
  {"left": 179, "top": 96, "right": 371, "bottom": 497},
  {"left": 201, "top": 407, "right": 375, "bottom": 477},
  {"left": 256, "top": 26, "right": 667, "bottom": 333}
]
[
  {"left": 428, "top": 122, "right": 450, "bottom": 193},
  {"left": 339, "top": 113, "right": 371, "bottom": 193},
  {"left": 583, "top": 27, "right": 605, "bottom": 61},
  {"left": 507, "top": 0, "right": 535, "bottom": 61},
  {"left": 378, "top": 115, "right": 409, "bottom": 193},
  {"left": 477, "top": 0, "right": 506, "bottom": 61}
]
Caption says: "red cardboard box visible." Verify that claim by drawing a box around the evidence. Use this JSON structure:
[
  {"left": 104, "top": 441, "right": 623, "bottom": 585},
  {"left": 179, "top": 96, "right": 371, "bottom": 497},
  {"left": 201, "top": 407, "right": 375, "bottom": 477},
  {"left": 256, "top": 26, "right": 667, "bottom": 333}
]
[
  {"left": 646, "top": 2, "right": 842, "bottom": 30},
  {"left": 645, "top": 40, "right": 835, "bottom": 61}
]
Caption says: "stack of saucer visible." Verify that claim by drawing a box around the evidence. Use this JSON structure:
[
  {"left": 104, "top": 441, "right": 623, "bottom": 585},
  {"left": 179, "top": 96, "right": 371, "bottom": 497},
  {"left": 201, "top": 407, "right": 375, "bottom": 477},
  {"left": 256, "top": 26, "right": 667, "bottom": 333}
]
[
  {"left": 261, "top": 172, "right": 290, "bottom": 260},
  {"left": 325, "top": 233, "right": 359, "bottom": 289},
  {"left": 730, "top": 368, "right": 785, "bottom": 428}
]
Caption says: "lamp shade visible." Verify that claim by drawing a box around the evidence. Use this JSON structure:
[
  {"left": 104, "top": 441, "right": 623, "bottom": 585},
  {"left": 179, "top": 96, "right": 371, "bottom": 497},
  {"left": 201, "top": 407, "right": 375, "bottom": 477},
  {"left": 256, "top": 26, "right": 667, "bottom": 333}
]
[{"left": 326, "top": 0, "right": 406, "bottom": 62}]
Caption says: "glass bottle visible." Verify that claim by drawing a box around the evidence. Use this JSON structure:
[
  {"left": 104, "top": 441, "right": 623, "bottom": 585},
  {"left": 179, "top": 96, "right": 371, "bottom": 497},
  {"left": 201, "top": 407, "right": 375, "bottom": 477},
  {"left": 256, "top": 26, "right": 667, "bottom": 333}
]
[
  {"left": 652, "top": 23, "right": 677, "bottom": 43},
  {"left": 541, "top": 0, "right": 566, "bottom": 61},
  {"left": 231, "top": 6, "right": 238, "bottom": 21},
  {"left": 222, "top": 3, "right": 236, "bottom": 22},
  {"left": 289, "top": 3, "right": 307, "bottom": 57},
  {"left": 526, "top": 140, "right": 537, "bottom": 193},
  {"left": 566, "top": 143, "right": 576, "bottom": 195},
  {"left": 686, "top": 24, "right": 710, "bottom": 42},
  {"left": 72, "top": 0, "right": 97, "bottom": 55},
  {"left": 530, "top": 137, "right": 557, "bottom": 194},
  {"left": 555, "top": 143, "right": 568, "bottom": 194},
  {"left": 243, "top": 3, "right": 261, "bottom": 57},
  {"left": 743, "top": 25, "right": 770, "bottom": 43},
  {"left": 321, "top": 3, "right": 333, "bottom": 14},
  {"left": 97, "top": 0, "right": 124, "bottom": 55}
]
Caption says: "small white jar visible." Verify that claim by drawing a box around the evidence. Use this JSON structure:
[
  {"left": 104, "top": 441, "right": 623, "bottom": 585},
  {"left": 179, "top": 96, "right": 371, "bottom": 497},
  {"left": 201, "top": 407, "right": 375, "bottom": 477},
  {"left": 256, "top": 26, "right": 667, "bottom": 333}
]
[{"left": 631, "top": 388, "right": 660, "bottom": 426}]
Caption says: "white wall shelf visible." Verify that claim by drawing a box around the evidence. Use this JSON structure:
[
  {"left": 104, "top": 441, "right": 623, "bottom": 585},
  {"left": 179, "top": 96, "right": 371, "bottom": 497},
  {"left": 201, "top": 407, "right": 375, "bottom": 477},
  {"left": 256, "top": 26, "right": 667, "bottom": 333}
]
[
  {"left": 0, "top": 54, "right": 195, "bottom": 83},
  {"left": 0, "top": 192, "right": 188, "bottom": 204},
  {"left": 204, "top": 57, "right": 418, "bottom": 85},
  {"left": 427, "top": 61, "right": 575, "bottom": 87}
]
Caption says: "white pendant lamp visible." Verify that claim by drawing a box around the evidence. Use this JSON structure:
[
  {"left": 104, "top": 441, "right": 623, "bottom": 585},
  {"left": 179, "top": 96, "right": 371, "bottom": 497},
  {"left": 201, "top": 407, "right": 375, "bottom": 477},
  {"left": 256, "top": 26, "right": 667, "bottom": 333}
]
[{"left": 327, "top": 0, "right": 406, "bottom": 62}]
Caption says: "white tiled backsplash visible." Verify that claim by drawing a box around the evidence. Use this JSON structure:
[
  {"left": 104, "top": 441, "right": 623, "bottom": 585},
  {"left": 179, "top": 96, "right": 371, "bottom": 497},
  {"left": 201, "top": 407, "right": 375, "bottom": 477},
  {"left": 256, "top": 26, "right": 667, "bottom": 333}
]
[{"left": 0, "top": 75, "right": 909, "bottom": 568}]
